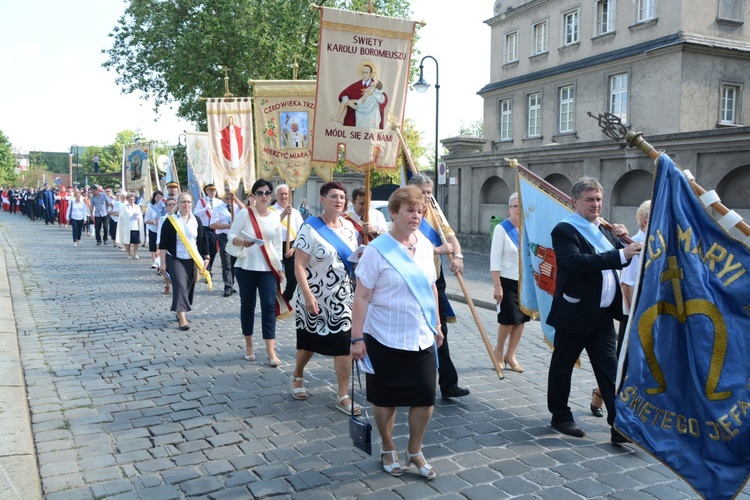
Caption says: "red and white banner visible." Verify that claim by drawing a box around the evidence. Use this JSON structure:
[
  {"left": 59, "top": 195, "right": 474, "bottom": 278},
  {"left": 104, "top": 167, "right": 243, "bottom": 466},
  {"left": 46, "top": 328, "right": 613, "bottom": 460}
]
[
  {"left": 312, "top": 7, "right": 416, "bottom": 172},
  {"left": 206, "top": 99, "right": 255, "bottom": 195}
]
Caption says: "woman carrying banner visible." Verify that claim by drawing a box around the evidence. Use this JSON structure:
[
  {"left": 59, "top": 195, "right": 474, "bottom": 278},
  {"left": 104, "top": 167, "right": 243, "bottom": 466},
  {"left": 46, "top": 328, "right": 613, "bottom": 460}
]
[
  {"left": 158, "top": 192, "right": 210, "bottom": 330},
  {"left": 290, "top": 181, "right": 360, "bottom": 415},
  {"left": 350, "top": 186, "right": 442, "bottom": 479},
  {"left": 227, "top": 179, "right": 286, "bottom": 365},
  {"left": 118, "top": 193, "right": 144, "bottom": 259},
  {"left": 490, "top": 192, "right": 529, "bottom": 373}
]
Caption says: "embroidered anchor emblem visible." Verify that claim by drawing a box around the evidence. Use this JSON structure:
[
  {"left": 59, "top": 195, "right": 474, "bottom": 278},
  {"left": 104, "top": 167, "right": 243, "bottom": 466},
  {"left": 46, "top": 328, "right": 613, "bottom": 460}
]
[{"left": 638, "top": 255, "right": 731, "bottom": 401}]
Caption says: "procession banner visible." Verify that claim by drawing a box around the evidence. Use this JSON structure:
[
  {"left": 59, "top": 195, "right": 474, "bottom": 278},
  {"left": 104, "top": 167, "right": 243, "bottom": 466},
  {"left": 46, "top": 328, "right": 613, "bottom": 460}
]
[
  {"left": 615, "top": 153, "right": 750, "bottom": 500},
  {"left": 518, "top": 172, "right": 573, "bottom": 345},
  {"left": 165, "top": 150, "right": 180, "bottom": 189},
  {"left": 122, "top": 144, "right": 150, "bottom": 193},
  {"left": 206, "top": 99, "right": 254, "bottom": 196},
  {"left": 252, "top": 80, "right": 333, "bottom": 188},
  {"left": 312, "top": 7, "right": 416, "bottom": 171}
]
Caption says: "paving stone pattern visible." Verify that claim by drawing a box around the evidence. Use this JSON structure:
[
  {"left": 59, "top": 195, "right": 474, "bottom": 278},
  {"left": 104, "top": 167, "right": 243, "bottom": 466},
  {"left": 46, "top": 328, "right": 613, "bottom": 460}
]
[{"left": 2, "top": 212, "right": 748, "bottom": 499}]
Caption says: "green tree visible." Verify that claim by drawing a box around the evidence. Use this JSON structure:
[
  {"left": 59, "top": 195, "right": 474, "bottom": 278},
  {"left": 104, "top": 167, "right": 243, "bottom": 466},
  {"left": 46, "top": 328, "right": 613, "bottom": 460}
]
[
  {"left": 458, "top": 119, "right": 483, "bottom": 137},
  {"left": 103, "top": 0, "right": 415, "bottom": 128},
  {"left": 0, "top": 130, "right": 18, "bottom": 185}
]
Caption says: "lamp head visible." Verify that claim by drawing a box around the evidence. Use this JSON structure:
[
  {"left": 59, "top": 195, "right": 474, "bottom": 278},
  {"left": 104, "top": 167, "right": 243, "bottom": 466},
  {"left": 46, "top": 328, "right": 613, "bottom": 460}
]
[{"left": 414, "top": 75, "right": 430, "bottom": 93}]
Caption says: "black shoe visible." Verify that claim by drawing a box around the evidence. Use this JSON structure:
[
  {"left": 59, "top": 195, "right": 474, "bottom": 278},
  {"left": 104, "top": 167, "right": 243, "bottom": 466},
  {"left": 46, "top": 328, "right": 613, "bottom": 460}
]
[
  {"left": 231, "top": 289, "right": 237, "bottom": 294},
  {"left": 223, "top": 291, "right": 232, "bottom": 297},
  {"left": 591, "top": 389, "right": 604, "bottom": 417},
  {"left": 551, "top": 419, "right": 586, "bottom": 437},
  {"left": 103, "top": 241, "right": 108, "bottom": 245},
  {"left": 442, "top": 386, "right": 470, "bottom": 399},
  {"left": 611, "top": 428, "right": 630, "bottom": 444},
  {"left": 97, "top": 241, "right": 101, "bottom": 245}
]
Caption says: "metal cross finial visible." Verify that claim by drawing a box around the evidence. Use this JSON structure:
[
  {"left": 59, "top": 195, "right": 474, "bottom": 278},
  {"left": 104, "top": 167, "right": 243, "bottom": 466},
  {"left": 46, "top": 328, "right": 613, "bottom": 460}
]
[
  {"left": 587, "top": 111, "right": 629, "bottom": 144},
  {"left": 223, "top": 67, "right": 234, "bottom": 99}
]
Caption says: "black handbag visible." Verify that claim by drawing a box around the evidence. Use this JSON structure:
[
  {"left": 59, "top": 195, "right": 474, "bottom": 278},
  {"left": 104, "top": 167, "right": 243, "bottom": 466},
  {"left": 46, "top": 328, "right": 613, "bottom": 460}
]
[{"left": 349, "top": 361, "right": 372, "bottom": 455}]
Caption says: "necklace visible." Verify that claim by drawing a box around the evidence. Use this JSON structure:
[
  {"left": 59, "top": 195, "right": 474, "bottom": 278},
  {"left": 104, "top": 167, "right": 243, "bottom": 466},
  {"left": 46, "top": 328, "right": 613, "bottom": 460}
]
[{"left": 407, "top": 234, "right": 416, "bottom": 252}]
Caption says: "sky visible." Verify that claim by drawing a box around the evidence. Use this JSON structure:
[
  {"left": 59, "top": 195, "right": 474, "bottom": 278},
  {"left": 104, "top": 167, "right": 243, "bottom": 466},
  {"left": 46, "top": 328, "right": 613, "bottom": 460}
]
[{"left": 0, "top": 1, "right": 491, "bottom": 158}]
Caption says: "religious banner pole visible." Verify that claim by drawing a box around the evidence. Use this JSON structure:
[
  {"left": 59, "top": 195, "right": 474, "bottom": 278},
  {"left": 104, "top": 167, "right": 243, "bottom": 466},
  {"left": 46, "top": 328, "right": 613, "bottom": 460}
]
[
  {"left": 395, "top": 126, "right": 504, "bottom": 379},
  {"left": 588, "top": 111, "right": 750, "bottom": 238}
]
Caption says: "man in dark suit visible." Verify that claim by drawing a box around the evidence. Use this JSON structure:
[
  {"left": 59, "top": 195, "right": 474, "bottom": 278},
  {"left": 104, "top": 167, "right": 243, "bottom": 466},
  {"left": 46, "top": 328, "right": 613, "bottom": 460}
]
[{"left": 546, "top": 177, "right": 643, "bottom": 443}]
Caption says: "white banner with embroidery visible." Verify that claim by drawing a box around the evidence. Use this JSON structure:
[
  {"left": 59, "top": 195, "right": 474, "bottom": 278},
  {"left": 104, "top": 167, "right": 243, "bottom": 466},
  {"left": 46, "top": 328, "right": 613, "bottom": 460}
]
[
  {"left": 312, "top": 7, "right": 416, "bottom": 172},
  {"left": 206, "top": 99, "right": 255, "bottom": 195},
  {"left": 122, "top": 144, "right": 150, "bottom": 192},
  {"left": 252, "top": 80, "right": 333, "bottom": 188}
]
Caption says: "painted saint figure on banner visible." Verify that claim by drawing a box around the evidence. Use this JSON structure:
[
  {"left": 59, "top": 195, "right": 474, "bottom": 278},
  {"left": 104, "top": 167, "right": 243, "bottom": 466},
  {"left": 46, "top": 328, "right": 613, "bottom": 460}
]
[
  {"left": 280, "top": 112, "right": 309, "bottom": 149},
  {"left": 219, "top": 115, "right": 244, "bottom": 169},
  {"left": 332, "top": 60, "right": 388, "bottom": 129},
  {"left": 130, "top": 152, "right": 144, "bottom": 181}
]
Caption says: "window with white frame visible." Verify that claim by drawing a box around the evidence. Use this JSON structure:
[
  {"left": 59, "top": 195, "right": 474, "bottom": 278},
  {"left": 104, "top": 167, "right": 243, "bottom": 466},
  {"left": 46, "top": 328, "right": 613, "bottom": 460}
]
[
  {"left": 533, "top": 20, "right": 548, "bottom": 54},
  {"left": 527, "top": 93, "right": 541, "bottom": 137},
  {"left": 637, "top": 0, "right": 655, "bottom": 22},
  {"left": 718, "top": 0, "right": 742, "bottom": 21},
  {"left": 559, "top": 85, "right": 575, "bottom": 133},
  {"left": 563, "top": 9, "right": 580, "bottom": 45},
  {"left": 609, "top": 73, "right": 629, "bottom": 123},
  {"left": 505, "top": 31, "right": 519, "bottom": 63},
  {"left": 720, "top": 85, "right": 740, "bottom": 124},
  {"left": 500, "top": 99, "right": 512, "bottom": 140},
  {"left": 596, "top": 0, "right": 615, "bottom": 35}
]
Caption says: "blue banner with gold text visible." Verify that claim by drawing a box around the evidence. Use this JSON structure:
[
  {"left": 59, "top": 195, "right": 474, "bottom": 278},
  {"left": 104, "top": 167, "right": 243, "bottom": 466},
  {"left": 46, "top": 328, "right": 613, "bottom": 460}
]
[{"left": 615, "top": 154, "right": 750, "bottom": 500}]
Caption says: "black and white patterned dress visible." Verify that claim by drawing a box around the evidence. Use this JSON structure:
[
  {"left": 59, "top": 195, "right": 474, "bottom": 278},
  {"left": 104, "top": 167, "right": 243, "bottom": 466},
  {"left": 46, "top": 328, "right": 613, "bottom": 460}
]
[{"left": 293, "top": 219, "right": 358, "bottom": 355}]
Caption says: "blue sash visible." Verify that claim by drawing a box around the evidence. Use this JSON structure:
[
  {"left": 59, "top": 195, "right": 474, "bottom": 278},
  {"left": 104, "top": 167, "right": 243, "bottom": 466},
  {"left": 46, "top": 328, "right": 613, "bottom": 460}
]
[
  {"left": 500, "top": 218, "right": 519, "bottom": 249},
  {"left": 418, "top": 218, "right": 442, "bottom": 247},
  {"left": 562, "top": 213, "right": 615, "bottom": 253},
  {"left": 306, "top": 216, "right": 354, "bottom": 274},
  {"left": 369, "top": 234, "right": 438, "bottom": 336}
]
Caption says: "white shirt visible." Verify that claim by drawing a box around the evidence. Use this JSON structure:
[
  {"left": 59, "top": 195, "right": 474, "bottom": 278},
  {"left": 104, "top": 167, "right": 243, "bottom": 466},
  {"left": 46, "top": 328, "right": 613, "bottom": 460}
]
[
  {"left": 194, "top": 196, "right": 220, "bottom": 227},
  {"left": 173, "top": 214, "right": 199, "bottom": 260},
  {"left": 227, "top": 208, "right": 283, "bottom": 272},
  {"left": 489, "top": 221, "right": 520, "bottom": 281},
  {"left": 67, "top": 199, "right": 88, "bottom": 221},
  {"left": 270, "top": 203, "right": 304, "bottom": 241},
  {"left": 356, "top": 232, "right": 437, "bottom": 351},
  {"left": 620, "top": 229, "right": 646, "bottom": 315}
]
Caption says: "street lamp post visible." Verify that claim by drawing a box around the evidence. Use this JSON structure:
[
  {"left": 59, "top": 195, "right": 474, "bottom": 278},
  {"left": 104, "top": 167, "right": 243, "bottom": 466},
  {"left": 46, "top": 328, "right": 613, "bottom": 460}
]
[
  {"left": 414, "top": 55, "right": 440, "bottom": 201},
  {"left": 70, "top": 145, "right": 79, "bottom": 187}
]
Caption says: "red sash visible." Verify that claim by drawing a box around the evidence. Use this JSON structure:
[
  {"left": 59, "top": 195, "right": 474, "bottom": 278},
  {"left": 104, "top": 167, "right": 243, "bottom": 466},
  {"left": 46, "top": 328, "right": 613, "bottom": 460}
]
[
  {"left": 343, "top": 213, "right": 370, "bottom": 244},
  {"left": 246, "top": 207, "right": 293, "bottom": 319}
]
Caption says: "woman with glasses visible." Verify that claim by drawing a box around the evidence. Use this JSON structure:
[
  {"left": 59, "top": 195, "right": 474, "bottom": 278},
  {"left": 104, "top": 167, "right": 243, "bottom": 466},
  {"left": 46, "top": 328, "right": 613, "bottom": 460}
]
[
  {"left": 157, "top": 197, "right": 179, "bottom": 294},
  {"left": 145, "top": 190, "right": 166, "bottom": 268},
  {"left": 290, "top": 181, "right": 360, "bottom": 415},
  {"left": 227, "top": 180, "right": 285, "bottom": 365},
  {"left": 117, "top": 193, "right": 145, "bottom": 259},
  {"left": 490, "top": 192, "right": 529, "bottom": 374},
  {"left": 158, "top": 193, "right": 210, "bottom": 330}
]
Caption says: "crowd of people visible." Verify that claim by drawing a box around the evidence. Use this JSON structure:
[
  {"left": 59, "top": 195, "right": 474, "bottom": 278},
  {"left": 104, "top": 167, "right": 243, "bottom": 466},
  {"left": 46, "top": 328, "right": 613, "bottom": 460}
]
[{"left": 2, "top": 173, "right": 647, "bottom": 480}]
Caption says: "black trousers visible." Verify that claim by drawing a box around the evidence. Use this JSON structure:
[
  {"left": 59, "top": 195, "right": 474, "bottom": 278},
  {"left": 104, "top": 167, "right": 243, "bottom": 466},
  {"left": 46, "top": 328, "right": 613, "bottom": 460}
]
[
  {"left": 205, "top": 229, "right": 218, "bottom": 272},
  {"left": 548, "top": 308, "right": 618, "bottom": 427},
  {"left": 95, "top": 215, "right": 109, "bottom": 242},
  {"left": 281, "top": 240, "right": 298, "bottom": 302},
  {"left": 217, "top": 233, "right": 236, "bottom": 292},
  {"left": 109, "top": 220, "right": 118, "bottom": 243},
  {"left": 436, "top": 268, "right": 459, "bottom": 392}
]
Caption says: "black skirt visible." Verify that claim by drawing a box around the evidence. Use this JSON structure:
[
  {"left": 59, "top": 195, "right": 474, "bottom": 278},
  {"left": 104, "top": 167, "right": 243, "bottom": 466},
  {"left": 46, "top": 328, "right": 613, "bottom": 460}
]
[
  {"left": 130, "top": 230, "right": 141, "bottom": 244},
  {"left": 498, "top": 277, "right": 530, "bottom": 326},
  {"left": 296, "top": 328, "right": 350, "bottom": 356},
  {"left": 365, "top": 334, "right": 436, "bottom": 407},
  {"left": 148, "top": 230, "right": 158, "bottom": 252}
]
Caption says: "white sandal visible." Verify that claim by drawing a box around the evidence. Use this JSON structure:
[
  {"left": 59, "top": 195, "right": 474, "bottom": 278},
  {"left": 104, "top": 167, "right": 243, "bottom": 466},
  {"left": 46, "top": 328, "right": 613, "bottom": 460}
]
[
  {"left": 405, "top": 450, "right": 436, "bottom": 479},
  {"left": 291, "top": 375, "right": 307, "bottom": 400},
  {"left": 381, "top": 448, "right": 403, "bottom": 476},
  {"left": 335, "top": 394, "right": 361, "bottom": 415}
]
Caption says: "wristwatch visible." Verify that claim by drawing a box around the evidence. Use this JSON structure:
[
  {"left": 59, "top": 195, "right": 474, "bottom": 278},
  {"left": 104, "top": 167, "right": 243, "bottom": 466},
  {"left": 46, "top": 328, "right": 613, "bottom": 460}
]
[{"left": 454, "top": 254, "right": 464, "bottom": 259}]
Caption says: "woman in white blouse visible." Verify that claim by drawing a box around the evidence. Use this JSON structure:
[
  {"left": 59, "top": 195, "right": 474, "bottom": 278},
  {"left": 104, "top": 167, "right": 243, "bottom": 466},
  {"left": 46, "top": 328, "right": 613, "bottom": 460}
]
[
  {"left": 490, "top": 192, "right": 529, "bottom": 373},
  {"left": 351, "top": 186, "right": 443, "bottom": 480},
  {"left": 117, "top": 193, "right": 145, "bottom": 259},
  {"left": 227, "top": 179, "right": 284, "bottom": 366},
  {"left": 66, "top": 190, "right": 88, "bottom": 247}
]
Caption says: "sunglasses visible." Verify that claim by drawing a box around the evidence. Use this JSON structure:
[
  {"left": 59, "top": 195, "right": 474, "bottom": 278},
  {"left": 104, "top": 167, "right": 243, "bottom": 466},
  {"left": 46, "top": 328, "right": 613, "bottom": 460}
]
[{"left": 254, "top": 190, "right": 273, "bottom": 196}]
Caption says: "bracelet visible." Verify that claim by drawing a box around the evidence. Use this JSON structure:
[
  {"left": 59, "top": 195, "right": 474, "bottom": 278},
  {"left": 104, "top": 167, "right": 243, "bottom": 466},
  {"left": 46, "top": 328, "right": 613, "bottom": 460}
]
[
  {"left": 454, "top": 254, "right": 464, "bottom": 259},
  {"left": 350, "top": 337, "right": 365, "bottom": 344}
]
